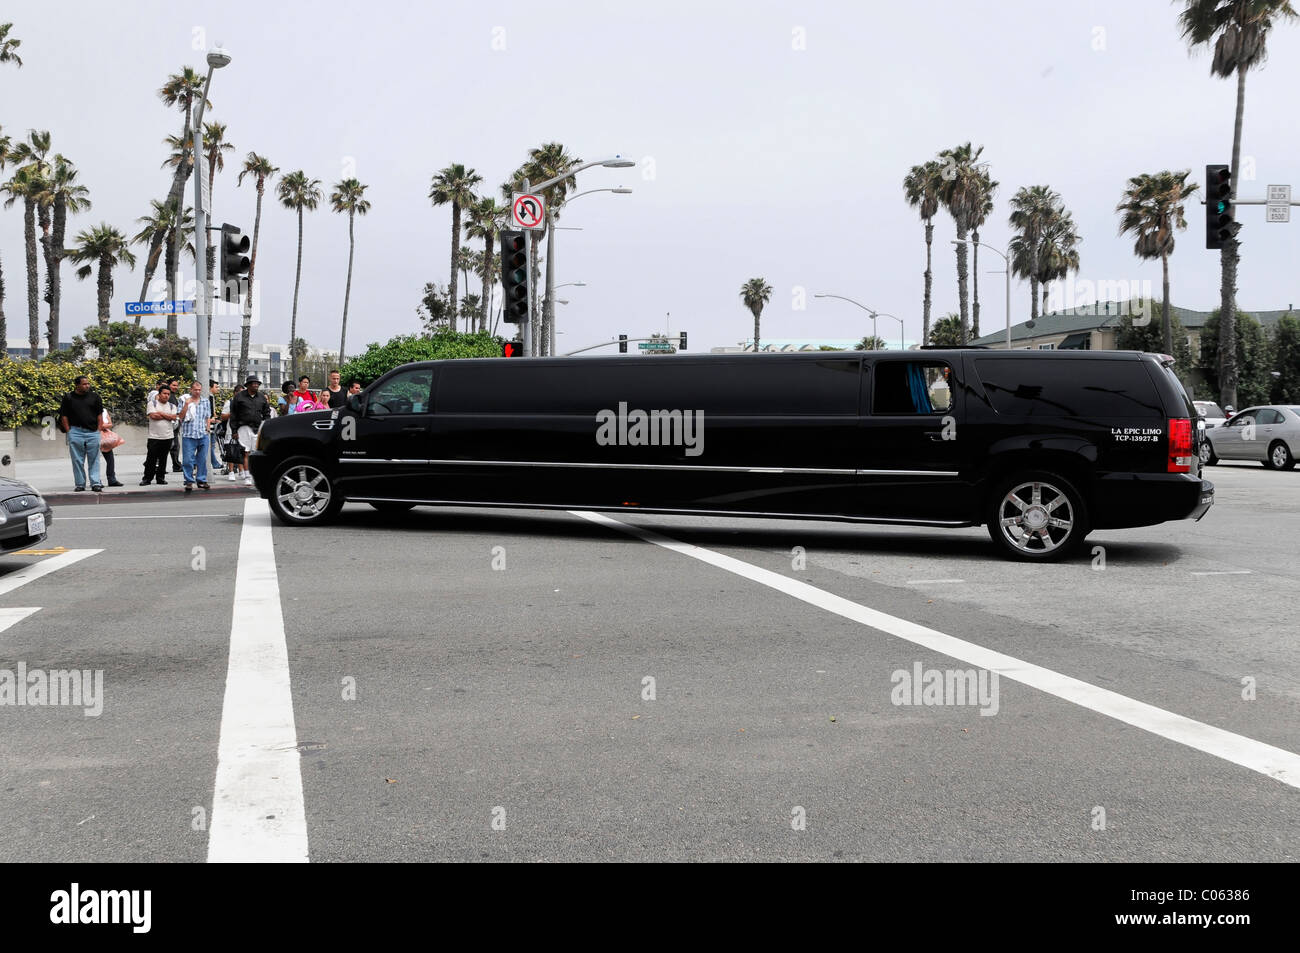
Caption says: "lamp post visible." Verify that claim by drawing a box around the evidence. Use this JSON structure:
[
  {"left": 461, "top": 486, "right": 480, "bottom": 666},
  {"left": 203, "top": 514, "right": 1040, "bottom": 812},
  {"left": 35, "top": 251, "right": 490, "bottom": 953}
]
[
  {"left": 952, "top": 239, "right": 1011, "bottom": 349},
  {"left": 543, "top": 186, "right": 631, "bottom": 356},
  {"left": 813, "top": 293, "right": 904, "bottom": 350},
  {"left": 192, "top": 47, "right": 230, "bottom": 391}
]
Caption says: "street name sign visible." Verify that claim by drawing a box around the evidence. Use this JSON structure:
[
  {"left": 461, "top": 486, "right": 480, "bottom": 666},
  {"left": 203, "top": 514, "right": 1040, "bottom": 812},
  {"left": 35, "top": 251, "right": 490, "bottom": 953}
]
[{"left": 125, "top": 300, "right": 195, "bottom": 316}]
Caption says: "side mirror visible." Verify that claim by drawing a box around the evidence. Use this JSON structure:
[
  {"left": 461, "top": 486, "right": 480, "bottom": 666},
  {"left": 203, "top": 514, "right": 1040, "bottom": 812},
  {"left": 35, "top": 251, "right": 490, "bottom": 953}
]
[{"left": 347, "top": 393, "right": 363, "bottom": 413}]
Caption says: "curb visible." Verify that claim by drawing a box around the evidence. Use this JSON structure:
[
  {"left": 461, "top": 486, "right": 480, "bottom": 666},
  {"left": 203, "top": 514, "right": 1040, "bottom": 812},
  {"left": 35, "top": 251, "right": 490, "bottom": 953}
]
[{"left": 43, "top": 485, "right": 258, "bottom": 506}]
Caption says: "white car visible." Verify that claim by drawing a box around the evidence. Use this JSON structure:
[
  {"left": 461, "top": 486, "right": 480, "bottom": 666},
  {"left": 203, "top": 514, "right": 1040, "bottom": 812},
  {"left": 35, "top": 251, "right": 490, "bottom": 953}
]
[
  {"left": 1193, "top": 400, "right": 1227, "bottom": 429},
  {"left": 1202, "top": 405, "right": 1300, "bottom": 469}
]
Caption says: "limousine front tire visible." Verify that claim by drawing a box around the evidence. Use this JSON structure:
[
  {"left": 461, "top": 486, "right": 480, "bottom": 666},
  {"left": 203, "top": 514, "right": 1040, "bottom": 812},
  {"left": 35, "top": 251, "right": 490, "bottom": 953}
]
[
  {"left": 986, "top": 471, "right": 1089, "bottom": 562},
  {"left": 268, "top": 456, "right": 344, "bottom": 526}
]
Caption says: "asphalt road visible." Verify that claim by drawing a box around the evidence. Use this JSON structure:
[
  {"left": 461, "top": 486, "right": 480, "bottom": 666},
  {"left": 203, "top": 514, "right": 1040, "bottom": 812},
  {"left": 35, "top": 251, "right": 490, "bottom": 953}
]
[{"left": 1, "top": 460, "right": 1296, "bottom": 862}]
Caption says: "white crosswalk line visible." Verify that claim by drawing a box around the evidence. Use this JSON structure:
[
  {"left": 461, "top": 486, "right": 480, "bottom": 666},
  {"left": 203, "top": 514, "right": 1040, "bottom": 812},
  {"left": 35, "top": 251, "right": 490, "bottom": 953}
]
[
  {"left": 574, "top": 511, "right": 1300, "bottom": 791},
  {"left": 0, "top": 607, "right": 40, "bottom": 634},
  {"left": 207, "top": 499, "right": 308, "bottom": 863},
  {"left": 0, "top": 549, "right": 101, "bottom": 597}
]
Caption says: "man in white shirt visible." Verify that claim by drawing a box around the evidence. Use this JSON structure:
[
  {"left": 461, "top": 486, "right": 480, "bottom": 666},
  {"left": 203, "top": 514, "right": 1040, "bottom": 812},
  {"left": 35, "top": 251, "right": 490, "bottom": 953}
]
[{"left": 142, "top": 385, "right": 177, "bottom": 485}]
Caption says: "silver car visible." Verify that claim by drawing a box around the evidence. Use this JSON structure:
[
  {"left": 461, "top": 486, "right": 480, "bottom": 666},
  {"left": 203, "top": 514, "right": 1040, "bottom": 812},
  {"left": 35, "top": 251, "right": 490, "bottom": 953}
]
[{"left": 1202, "top": 405, "right": 1300, "bottom": 469}]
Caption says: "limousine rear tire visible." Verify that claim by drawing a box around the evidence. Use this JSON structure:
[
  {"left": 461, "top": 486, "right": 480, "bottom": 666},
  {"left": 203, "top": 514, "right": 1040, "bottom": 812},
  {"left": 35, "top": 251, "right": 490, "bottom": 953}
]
[
  {"left": 268, "top": 456, "right": 344, "bottom": 526},
  {"left": 986, "top": 471, "right": 1089, "bottom": 562}
]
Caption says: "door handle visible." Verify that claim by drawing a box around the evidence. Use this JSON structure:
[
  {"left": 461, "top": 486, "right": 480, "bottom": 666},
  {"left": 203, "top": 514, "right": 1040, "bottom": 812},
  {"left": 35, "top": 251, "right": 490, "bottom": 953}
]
[
  {"left": 924, "top": 431, "right": 944, "bottom": 442},
  {"left": 401, "top": 425, "right": 425, "bottom": 434}
]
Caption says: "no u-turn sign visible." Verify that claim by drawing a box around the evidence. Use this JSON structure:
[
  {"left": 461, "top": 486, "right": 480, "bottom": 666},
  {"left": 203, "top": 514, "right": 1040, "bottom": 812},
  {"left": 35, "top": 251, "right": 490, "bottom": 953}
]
[{"left": 512, "top": 192, "right": 546, "bottom": 230}]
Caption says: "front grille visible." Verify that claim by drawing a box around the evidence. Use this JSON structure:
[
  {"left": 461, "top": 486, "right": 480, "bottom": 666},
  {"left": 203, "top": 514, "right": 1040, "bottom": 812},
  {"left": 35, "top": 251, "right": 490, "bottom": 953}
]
[{"left": 2, "top": 495, "right": 39, "bottom": 514}]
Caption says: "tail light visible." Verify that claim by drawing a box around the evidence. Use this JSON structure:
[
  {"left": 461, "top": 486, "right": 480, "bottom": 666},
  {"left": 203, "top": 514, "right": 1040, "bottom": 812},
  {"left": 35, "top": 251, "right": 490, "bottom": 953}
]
[{"left": 1168, "top": 418, "right": 1193, "bottom": 472}]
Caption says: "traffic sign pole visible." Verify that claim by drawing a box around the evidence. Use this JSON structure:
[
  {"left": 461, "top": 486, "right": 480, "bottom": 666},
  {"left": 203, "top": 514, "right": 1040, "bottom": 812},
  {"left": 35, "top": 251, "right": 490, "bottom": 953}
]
[{"left": 522, "top": 178, "right": 533, "bottom": 357}]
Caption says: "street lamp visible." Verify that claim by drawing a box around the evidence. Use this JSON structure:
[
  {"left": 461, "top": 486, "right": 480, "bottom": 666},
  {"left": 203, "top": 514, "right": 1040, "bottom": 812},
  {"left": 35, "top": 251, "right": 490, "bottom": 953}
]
[
  {"left": 813, "top": 293, "right": 904, "bottom": 350},
  {"left": 192, "top": 47, "right": 231, "bottom": 391},
  {"left": 951, "top": 239, "right": 1012, "bottom": 349},
  {"left": 521, "top": 156, "right": 634, "bottom": 356},
  {"left": 543, "top": 185, "right": 631, "bottom": 356}
]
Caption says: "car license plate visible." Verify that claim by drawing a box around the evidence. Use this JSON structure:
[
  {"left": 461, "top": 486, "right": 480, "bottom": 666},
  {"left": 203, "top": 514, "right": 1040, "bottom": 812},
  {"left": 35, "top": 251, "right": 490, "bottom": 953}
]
[{"left": 26, "top": 512, "right": 45, "bottom": 536}]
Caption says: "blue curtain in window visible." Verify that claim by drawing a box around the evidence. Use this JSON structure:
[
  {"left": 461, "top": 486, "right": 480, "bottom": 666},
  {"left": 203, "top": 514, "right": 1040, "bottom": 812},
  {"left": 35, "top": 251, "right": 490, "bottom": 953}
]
[{"left": 907, "top": 364, "right": 935, "bottom": 414}]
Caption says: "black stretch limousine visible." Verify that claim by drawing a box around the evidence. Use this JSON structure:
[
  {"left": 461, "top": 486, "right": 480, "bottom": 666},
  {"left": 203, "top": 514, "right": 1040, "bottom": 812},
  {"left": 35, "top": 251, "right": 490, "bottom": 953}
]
[{"left": 248, "top": 349, "right": 1214, "bottom": 560}]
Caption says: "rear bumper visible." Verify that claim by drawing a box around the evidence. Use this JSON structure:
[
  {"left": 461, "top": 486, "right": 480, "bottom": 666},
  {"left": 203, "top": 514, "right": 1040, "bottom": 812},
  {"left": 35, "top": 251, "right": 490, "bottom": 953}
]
[{"left": 1092, "top": 473, "right": 1213, "bottom": 528}]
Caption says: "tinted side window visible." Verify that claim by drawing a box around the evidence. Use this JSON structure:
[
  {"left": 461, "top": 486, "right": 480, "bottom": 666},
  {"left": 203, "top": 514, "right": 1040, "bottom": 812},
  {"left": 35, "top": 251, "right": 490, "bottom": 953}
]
[
  {"left": 1257, "top": 409, "right": 1283, "bottom": 425},
  {"left": 369, "top": 369, "right": 433, "bottom": 416},
  {"left": 871, "top": 361, "right": 952, "bottom": 415},
  {"left": 437, "top": 360, "right": 861, "bottom": 415},
  {"left": 973, "top": 358, "right": 1162, "bottom": 417}
]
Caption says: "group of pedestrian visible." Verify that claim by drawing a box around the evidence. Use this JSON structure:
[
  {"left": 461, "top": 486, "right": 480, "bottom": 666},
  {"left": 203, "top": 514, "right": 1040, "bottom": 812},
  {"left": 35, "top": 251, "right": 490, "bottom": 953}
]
[{"left": 60, "top": 370, "right": 365, "bottom": 492}]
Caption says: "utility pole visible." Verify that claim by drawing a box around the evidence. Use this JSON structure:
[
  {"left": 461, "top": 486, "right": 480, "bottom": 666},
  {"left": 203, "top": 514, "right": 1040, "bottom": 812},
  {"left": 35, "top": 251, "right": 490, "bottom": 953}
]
[{"left": 218, "top": 330, "right": 238, "bottom": 387}]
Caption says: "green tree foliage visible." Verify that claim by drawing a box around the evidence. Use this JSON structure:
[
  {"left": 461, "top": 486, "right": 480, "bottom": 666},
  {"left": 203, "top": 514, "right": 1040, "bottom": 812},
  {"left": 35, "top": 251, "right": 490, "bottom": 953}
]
[
  {"left": 854, "top": 335, "right": 889, "bottom": 351},
  {"left": 1269, "top": 313, "right": 1300, "bottom": 403},
  {"left": 1198, "top": 309, "right": 1272, "bottom": 407},
  {"left": 338, "top": 329, "right": 504, "bottom": 385},
  {"left": 928, "top": 312, "right": 964, "bottom": 346},
  {"left": 0, "top": 356, "right": 157, "bottom": 427},
  {"left": 1115, "top": 305, "right": 1193, "bottom": 375},
  {"left": 62, "top": 321, "right": 195, "bottom": 379},
  {"left": 416, "top": 282, "right": 455, "bottom": 333}
]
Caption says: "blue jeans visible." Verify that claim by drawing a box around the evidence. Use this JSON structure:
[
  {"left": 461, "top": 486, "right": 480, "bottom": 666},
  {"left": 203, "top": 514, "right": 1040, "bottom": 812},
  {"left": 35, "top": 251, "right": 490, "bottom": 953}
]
[
  {"left": 68, "top": 427, "right": 102, "bottom": 488},
  {"left": 181, "top": 434, "right": 210, "bottom": 484}
]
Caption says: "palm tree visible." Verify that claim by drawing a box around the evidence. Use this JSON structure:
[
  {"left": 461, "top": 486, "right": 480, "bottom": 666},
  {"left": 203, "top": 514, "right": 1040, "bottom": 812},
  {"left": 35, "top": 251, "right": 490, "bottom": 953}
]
[
  {"left": 969, "top": 180, "right": 997, "bottom": 340},
  {"left": 4, "top": 132, "right": 55, "bottom": 355},
  {"left": 429, "top": 163, "right": 483, "bottom": 321},
  {"left": 464, "top": 196, "right": 509, "bottom": 332},
  {"left": 1117, "top": 171, "right": 1198, "bottom": 355},
  {"left": 330, "top": 177, "right": 370, "bottom": 367},
  {"left": 740, "top": 278, "right": 773, "bottom": 352},
  {"left": 202, "top": 122, "right": 235, "bottom": 284},
  {"left": 1035, "top": 212, "right": 1081, "bottom": 316},
  {"left": 277, "top": 170, "right": 322, "bottom": 381},
  {"left": 130, "top": 199, "right": 194, "bottom": 332},
  {"left": 854, "top": 335, "right": 888, "bottom": 351},
  {"left": 38, "top": 155, "right": 91, "bottom": 350},
  {"left": 0, "top": 23, "right": 21, "bottom": 67},
  {"left": 69, "top": 224, "right": 136, "bottom": 327},
  {"left": 1008, "top": 185, "right": 1061, "bottom": 321},
  {"left": 2, "top": 160, "right": 44, "bottom": 356},
  {"left": 236, "top": 153, "right": 278, "bottom": 383},
  {"left": 149, "top": 66, "right": 208, "bottom": 307},
  {"left": 903, "top": 160, "right": 944, "bottom": 347},
  {"left": 938, "top": 142, "right": 991, "bottom": 343},
  {"left": 929, "top": 312, "right": 965, "bottom": 346},
  {"left": 1179, "top": 0, "right": 1297, "bottom": 409}
]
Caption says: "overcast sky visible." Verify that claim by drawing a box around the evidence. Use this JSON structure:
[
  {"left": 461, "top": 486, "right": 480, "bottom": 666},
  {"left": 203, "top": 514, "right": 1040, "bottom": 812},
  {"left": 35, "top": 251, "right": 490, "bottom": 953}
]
[{"left": 4, "top": 0, "right": 1300, "bottom": 358}]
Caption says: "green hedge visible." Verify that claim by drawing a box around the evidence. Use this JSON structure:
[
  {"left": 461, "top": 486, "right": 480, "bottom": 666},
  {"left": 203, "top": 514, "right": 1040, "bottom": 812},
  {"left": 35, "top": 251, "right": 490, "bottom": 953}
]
[
  {"left": 338, "top": 330, "right": 505, "bottom": 386},
  {"left": 0, "top": 357, "right": 159, "bottom": 428}
]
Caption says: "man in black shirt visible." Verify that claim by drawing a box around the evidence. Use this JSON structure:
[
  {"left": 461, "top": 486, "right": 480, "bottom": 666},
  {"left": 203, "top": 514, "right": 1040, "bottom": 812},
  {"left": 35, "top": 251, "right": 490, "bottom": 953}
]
[
  {"left": 229, "top": 376, "right": 271, "bottom": 486},
  {"left": 58, "top": 375, "right": 106, "bottom": 492}
]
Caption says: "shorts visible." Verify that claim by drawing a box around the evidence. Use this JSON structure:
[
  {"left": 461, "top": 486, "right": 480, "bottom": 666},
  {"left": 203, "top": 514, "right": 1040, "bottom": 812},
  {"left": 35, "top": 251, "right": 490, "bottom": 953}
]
[{"left": 238, "top": 425, "right": 258, "bottom": 452}]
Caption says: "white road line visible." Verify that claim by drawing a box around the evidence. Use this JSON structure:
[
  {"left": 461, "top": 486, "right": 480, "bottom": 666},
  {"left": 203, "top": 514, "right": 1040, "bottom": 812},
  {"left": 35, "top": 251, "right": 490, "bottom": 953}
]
[
  {"left": 1190, "top": 570, "right": 1253, "bottom": 576},
  {"left": 906, "top": 578, "right": 966, "bottom": 585},
  {"left": 58, "top": 514, "right": 234, "bottom": 521},
  {"left": 207, "top": 499, "right": 307, "bottom": 863},
  {"left": 574, "top": 511, "right": 1300, "bottom": 791},
  {"left": 0, "top": 549, "right": 101, "bottom": 597},
  {"left": 0, "top": 607, "right": 40, "bottom": 634}
]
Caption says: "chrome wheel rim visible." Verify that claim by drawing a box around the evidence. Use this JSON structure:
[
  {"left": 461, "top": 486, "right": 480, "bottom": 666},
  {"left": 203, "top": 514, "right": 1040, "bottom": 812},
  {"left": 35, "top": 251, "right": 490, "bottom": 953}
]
[
  {"left": 275, "top": 464, "right": 331, "bottom": 520},
  {"left": 998, "top": 481, "right": 1074, "bottom": 554},
  {"left": 1272, "top": 445, "right": 1288, "bottom": 468},
  {"left": 1199, "top": 442, "right": 1212, "bottom": 465}
]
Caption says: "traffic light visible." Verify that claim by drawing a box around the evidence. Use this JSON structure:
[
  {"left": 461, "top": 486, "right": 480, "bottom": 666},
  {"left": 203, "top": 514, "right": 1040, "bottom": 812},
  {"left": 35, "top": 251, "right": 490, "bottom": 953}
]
[
  {"left": 1206, "top": 165, "right": 1238, "bottom": 250},
  {"left": 219, "top": 224, "right": 250, "bottom": 302},
  {"left": 679, "top": 331, "right": 687, "bottom": 351},
  {"left": 619, "top": 334, "right": 628, "bottom": 354},
  {"left": 501, "top": 339, "right": 523, "bottom": 357},
  {"left": 500, "top": 230, "right": 529, "bottom": 323}
]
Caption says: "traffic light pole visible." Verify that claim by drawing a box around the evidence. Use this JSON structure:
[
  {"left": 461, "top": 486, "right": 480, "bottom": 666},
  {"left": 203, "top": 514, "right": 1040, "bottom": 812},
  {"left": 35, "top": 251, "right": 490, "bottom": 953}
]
[
  {"left": 522, "top": 176, "right": 534, "bottom": 357},
  {"left": 192, "top": 65, "right": 216, "bottom": 390}
]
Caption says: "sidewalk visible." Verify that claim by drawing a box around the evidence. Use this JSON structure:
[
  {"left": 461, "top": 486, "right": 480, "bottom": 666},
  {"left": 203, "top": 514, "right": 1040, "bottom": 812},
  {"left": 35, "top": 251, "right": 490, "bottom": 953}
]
[{"left": 14, "top": 452, "right": 258, "bottom": 505}]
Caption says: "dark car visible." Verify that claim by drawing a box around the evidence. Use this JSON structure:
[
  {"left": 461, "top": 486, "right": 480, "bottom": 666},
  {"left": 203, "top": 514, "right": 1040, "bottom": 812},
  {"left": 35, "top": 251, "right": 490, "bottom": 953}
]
[
  {"left": 0, "top": 477, "right": 53, "bottom": 551},
  {"left": 248, "top": 349, "right": 1213, "bottom": 561}
]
